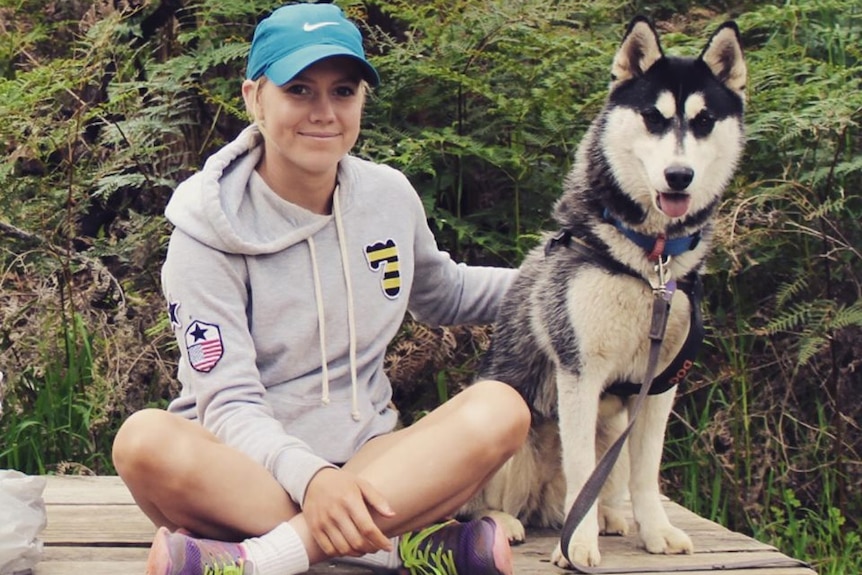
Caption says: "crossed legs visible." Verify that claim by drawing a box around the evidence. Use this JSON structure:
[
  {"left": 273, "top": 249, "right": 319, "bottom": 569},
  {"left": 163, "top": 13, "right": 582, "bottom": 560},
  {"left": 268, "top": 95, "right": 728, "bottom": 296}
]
[{"left": 112, "top": 379, "right": 530, "bottom": 566}]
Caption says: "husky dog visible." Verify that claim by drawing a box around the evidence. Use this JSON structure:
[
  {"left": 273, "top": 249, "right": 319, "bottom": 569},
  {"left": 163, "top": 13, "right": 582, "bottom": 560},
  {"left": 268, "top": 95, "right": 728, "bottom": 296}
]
[{"left": 460, "top": 17, "right": 746, "bottom": 569}]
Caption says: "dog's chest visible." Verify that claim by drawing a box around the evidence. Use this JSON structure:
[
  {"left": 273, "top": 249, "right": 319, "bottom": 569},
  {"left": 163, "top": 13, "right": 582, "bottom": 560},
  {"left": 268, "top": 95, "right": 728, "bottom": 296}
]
[{"left": 564, "top": 268, "right": 692, "bottom": 381}]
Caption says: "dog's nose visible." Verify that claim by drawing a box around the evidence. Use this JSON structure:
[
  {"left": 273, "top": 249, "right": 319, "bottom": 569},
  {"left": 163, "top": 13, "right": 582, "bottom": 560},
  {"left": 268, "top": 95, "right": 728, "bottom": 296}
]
[{"left": 665, "top": 166, "right": 694, "bottom": 191}]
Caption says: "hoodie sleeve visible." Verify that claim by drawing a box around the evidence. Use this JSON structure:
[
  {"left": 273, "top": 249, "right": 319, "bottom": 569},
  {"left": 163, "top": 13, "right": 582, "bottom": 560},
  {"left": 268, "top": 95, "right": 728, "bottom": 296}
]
[
  {"left": 405, "top": 190, "right": 518, "bottom": 326},
  {"left": 162, "top": 229, "right": 335, "bottom": 505}
]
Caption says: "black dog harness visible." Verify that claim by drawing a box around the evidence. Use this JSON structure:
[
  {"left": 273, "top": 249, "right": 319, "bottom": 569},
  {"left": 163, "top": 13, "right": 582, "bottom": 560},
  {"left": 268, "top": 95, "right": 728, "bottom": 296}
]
[
  {"left": 605, "top": 274, "right": 703, "bottom": 396},
  {"left": 544, "top": 229, "right": 704, "bottom": 396}
]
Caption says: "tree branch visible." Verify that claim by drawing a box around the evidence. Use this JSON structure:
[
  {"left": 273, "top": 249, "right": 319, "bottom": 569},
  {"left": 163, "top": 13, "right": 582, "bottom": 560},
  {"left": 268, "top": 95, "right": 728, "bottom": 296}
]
[{"left": 0, "top": 220, "right": 46, "bottom": 247}]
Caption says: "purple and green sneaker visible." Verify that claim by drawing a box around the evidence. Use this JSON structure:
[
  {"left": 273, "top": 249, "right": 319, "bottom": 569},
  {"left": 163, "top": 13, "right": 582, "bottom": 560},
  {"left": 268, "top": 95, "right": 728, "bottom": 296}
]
[
  {"left": 147, "top": 526, "right": 252, "bottom": 575},
  {"left": 398, "top": 517, "right": 513, "bottom": 575}
]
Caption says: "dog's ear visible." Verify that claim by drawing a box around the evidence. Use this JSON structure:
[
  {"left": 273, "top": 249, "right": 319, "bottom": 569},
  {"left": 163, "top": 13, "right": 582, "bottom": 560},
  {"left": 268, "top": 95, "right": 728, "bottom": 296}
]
[
  {"left": 699, "top": 21, "right": 747, "bottom": 97},
  {"left": 611, "top": 16, "right": 664, "bottom": 86}
]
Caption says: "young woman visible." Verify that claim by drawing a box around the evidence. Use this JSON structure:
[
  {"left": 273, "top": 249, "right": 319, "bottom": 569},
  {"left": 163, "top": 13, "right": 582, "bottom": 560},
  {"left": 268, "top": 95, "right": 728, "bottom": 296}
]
[{"left": 111, "top": 4, "right": 530, "bottom": 575}]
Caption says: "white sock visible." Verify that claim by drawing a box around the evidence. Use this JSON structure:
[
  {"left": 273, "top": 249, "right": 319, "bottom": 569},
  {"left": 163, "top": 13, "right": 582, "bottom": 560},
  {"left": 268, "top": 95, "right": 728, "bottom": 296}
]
[
  {"left": 332, "top": 536, "right": 402, "bottom": 570},
  {"left": 242, "top": 522, "right": 309, "bottom": 575}
]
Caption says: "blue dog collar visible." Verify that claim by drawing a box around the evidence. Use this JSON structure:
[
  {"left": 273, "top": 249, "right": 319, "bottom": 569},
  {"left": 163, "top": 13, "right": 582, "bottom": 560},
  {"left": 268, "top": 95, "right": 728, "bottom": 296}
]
[{"left": 603, "top": 209, "right": 701, "bottom": 260}]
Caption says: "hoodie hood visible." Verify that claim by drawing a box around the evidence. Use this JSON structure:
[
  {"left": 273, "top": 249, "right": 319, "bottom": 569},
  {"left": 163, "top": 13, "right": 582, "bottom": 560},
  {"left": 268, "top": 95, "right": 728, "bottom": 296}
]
[{"left": 165, "top": 124, "right": 339, "bottom": 255}]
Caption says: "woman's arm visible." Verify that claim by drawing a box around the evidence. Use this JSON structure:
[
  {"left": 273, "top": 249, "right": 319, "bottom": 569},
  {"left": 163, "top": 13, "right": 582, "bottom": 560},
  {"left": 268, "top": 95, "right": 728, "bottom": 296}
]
[{"left": 162, "top": 229, "right": 335, "bottom": 505}]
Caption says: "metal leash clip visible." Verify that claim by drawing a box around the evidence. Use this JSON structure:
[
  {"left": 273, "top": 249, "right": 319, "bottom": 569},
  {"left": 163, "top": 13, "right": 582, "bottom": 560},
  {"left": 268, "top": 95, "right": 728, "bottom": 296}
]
[{"left": 653, "top": 255, "right": 675, "bottom": 301}]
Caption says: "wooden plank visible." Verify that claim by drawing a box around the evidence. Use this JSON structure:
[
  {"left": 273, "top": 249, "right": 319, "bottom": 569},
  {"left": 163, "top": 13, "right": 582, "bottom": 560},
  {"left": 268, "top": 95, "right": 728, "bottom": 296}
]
[
  {"left": 43, "top": 475, "right": 135, "bottom": 505},
  {"left": 43, "top": 505, "right": 154, "bottom": 544},
  {"left": 35, "top": 560, "right": 147, "bottom": 575},
  {"left": 36, "top": 476, "right": 816, "bottom": 575},
  {"left": 42, "top": 546, "right": 149, "bottom": 562},
  {"left": 558, "top": 530, "right": 776, "bottom": 556},
  {"left": 40, "top": 547, "right": 379, "bottom": 575},
  {"left": 523, "top": 500, "right": 778, "bottom": 554},
  {"left": 37, "top": 546, "right": 146, "bottom": 575},
  {"left": 38, "top": 545, "right": 816, "bottom": 575},
  {"left": 516, "top": 529, "right": 815, "bottom": 575}
]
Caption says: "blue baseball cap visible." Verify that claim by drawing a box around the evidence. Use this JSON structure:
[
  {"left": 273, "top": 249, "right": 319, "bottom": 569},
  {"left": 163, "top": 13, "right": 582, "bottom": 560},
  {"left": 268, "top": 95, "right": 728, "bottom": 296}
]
[{"left": 246, "top": 3, "right": 380, "bottom": 87}]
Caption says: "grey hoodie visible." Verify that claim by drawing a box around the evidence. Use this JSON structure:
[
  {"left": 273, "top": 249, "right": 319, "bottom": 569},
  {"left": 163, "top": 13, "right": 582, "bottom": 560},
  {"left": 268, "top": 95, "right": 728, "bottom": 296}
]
[{"left": 161, "top": 125, "right": 516, "bottom": 506}]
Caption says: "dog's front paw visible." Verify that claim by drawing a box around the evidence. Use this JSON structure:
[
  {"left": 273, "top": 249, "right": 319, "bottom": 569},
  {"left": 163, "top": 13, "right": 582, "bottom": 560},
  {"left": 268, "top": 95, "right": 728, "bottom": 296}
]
[
  {"left": 551, "top": 536, "right": 602, "bottom": 569},
  {"left": 483, "top": 510, "right": 526, "bottom": 544},
  {"left": 639, "top": 524, "right": 693, "bottom": 555},
  {"left": 598, "top": 504, "right": 629, "bottom": 536}
]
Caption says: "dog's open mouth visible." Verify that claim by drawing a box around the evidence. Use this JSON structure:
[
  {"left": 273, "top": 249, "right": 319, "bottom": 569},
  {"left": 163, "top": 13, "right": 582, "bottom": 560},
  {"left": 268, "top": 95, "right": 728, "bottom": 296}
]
[{"left": 657, "top": 192, "right": 691, "bottom": 218}]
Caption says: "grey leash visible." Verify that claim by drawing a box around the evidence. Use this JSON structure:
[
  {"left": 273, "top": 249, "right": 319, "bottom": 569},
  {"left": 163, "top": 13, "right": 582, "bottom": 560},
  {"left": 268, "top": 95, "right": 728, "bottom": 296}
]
[
  {"left": 561, "top": 557, "right": 813, "bottom": 574},
  {"left": 559, "top": 274, "right": 672, "bottom": 572}
]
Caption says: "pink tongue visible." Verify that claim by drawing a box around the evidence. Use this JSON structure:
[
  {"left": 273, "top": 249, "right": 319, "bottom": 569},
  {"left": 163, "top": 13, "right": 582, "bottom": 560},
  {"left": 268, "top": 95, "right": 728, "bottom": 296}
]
[{"left": 659, "top": 193, "right": 691, "bottom": 218}]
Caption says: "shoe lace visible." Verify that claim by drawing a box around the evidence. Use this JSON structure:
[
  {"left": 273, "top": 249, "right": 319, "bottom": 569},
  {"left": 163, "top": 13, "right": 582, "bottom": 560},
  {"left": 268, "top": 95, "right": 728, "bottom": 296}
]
[
  {"left": 197, "top": 541, "right": 246, "bottom": 575},
  {"left": 399, "top": 521, "right": 459, "bottom": 575},
  {"left": 202, "top": 565, "right": 244, "bottom": 575}
]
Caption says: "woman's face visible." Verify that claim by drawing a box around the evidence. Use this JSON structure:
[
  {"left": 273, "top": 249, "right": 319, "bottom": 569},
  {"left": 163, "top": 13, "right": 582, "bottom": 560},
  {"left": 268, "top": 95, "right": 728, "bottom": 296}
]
[{"left": 244, "top": 56, "right": 365, "bottom": 181}]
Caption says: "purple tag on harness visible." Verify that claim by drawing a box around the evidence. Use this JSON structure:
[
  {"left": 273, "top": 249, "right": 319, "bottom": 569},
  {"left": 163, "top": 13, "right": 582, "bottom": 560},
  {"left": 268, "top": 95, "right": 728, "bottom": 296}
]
[{"left": 660, "top": 279, "right": 677, "bottom": 301}]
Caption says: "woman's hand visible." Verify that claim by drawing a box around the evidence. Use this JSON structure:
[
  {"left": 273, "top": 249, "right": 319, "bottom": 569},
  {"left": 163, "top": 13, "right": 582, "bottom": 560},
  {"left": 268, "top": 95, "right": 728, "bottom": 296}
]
[{"left": 302, "top": 467, "right": 395, "bottom": 557}]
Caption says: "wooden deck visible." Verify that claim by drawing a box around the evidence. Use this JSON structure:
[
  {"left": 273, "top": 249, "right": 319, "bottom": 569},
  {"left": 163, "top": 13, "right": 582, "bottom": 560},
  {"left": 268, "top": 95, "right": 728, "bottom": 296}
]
[{"left": 36, "top": 475, "right": 816, "bottom": 575}]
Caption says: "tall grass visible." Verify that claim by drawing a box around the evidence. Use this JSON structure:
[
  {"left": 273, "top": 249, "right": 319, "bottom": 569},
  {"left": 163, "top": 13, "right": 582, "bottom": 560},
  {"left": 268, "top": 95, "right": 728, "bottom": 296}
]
[
  {"left": 0, "top": 312, "right": 110, "bottom": 473},
  {"left": 666, "top": 370, "right": 862, "bottom": 575}
]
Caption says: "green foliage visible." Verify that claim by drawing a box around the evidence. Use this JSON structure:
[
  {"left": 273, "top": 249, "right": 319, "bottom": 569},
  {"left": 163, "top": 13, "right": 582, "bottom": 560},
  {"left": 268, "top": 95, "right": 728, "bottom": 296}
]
[
  {"left": 663, "top": 3, "right": 861, "bottom": 573},
  {"left": 0, "top": 1, "right": 859, "bottom": 572},
  {"left": 0, "top": 313, "right": 109, "bottom": 473},
  {"left": 758, "top": 492, "right": 862, "bottom": 575},
  {"left": 359, "top": 0, "right": 619, "bottom": 263}
]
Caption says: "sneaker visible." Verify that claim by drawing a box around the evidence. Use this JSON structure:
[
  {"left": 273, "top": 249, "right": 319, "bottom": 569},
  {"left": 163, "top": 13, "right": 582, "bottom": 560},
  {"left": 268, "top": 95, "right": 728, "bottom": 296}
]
[
  {"left": 147, "top": 526, "right": 253, "bottom": 575},
  {"left": 398, "top": 517, "right": 512, "bottom": 575}
]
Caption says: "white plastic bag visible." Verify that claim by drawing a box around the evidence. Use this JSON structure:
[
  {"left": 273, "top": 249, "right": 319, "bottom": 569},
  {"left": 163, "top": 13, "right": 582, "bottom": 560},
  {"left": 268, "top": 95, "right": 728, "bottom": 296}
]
[{"left": 0, "top": 470, "right": 47, "bottom": 575}]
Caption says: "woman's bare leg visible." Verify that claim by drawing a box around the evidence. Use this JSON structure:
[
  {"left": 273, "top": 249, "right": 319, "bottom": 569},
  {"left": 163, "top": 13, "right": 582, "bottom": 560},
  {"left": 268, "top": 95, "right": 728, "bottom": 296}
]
[
  {"left": 345, "top": 379, "right": 530, "bottom": 534},
  {"left": 112, "top": 408, "right": 298, "bottom": 541},
  {"left": 113, "top": 379, "right": 530, "bottom": 564}
]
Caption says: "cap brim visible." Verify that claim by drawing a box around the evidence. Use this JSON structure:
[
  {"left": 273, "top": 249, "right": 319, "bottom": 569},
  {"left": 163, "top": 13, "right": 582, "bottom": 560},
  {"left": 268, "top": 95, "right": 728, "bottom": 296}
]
[{"left": 264, "top": 44, "right": 380, "bottom": 87}]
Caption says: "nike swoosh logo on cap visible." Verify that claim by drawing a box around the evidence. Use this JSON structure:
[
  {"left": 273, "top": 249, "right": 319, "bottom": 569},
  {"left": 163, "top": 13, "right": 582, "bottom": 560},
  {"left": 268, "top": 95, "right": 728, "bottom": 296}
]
[{"left": 303, "top": 22, "right": 339, "bottom": 32}]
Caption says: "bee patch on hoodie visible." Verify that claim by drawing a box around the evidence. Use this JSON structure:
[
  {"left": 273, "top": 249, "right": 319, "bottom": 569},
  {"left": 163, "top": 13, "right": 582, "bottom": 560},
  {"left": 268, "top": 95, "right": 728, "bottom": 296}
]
[
  {"left": 365, "top": 239, "right": 401, "bottom": 299},
  {"left": 185, "top": 320, "right": 224, "bottom": 373}
]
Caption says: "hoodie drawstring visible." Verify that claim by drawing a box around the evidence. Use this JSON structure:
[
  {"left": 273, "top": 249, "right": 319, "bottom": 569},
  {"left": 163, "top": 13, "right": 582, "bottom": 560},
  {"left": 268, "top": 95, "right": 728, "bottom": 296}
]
[
  {"left": 307, "top": 185, "right": 361, "bottom": 421},
  {"left": 333, "top": 187, "right": 361, "bottom": 421},
  {"left": 307, "top": 236, "right": 330, "bottom": 405}
]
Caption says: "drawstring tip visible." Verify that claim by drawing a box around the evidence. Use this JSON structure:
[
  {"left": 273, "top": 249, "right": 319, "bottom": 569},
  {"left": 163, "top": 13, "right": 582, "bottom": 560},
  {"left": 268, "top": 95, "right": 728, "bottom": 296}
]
[
  {"left": 351, "top": 410, "right": 361, "bottom": 421},
  {"left": 321, "top": 397, "right": 331, "bottom": 406}
]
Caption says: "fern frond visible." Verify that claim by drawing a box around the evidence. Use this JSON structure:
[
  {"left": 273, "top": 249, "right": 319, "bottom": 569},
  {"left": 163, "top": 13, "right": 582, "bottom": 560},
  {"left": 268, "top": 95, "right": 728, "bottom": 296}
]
[
  {"left": 760, "top": 302, "right": 814, "bottom": 335},
  {"left": 828, "top": 302, "right": 862, "bottom": 331},
  {"left": 805, "top": 196, "right": 847, "bottom": 221},
  {"left": 776, "top": 276, "right": 809, "bottom": 309},
  {"left": 193, "top": 43, "right": 250, "bottom": 70},
  {"left": 796, "top": 332, "right": 828, "bottom": 368}
]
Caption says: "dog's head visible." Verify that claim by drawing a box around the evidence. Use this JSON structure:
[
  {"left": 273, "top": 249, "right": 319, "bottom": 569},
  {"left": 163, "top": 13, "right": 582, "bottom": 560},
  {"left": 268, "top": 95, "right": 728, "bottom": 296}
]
[{"left": 600, "top": 17, "right": 746, "bottom": 231}]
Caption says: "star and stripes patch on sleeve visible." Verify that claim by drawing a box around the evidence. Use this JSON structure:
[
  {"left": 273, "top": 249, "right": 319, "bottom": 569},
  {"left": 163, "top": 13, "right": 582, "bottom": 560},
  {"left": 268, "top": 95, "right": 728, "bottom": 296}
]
[{"left": 184, "top": 320, "right": 224, "bottom": 373}]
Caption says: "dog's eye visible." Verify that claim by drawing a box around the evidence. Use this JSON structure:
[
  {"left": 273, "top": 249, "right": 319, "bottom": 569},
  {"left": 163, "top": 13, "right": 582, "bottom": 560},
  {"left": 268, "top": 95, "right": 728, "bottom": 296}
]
[
  {"left": 690, "top": 111, "right": 716, "bottom": 137},
  {"left": 641, "top": 108, "right": 669, "bottom": 133}
]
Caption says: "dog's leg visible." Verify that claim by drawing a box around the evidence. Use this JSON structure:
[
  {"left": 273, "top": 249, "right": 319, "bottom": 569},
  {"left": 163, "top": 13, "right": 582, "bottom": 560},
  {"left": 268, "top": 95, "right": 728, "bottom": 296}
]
[
  {"left": 597, "top": 394, "right": 631, "bottom": 536},
  {"left": 551, "top": 369, "right": 603, "bottom": 568},
  {"left": 480, "top": 444, "right": 534, "bottom": 543},
  {"left": 627, "top": 389, "right": 693, "bottom": 554},
  {"left": 483, "top": 509, "right": 527, "bottom": 543}
]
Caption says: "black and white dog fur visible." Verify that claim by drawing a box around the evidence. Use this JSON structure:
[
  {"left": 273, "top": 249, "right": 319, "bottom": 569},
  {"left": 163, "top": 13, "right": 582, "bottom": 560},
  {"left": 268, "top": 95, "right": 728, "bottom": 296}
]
[{"left": 460, "top": 17, "right": 747, "bottom": 568}]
